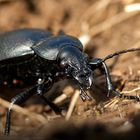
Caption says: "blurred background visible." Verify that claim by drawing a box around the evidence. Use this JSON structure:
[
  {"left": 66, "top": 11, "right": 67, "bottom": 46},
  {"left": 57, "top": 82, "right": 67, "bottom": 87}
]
[{"left": 0, "top": 0, "right": 140, "bottom": 139}]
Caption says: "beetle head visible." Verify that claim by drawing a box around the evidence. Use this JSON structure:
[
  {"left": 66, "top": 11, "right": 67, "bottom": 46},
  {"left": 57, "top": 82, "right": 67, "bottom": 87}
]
[{"left": 58, "top": 46, "right": 93, "bottom": 89}]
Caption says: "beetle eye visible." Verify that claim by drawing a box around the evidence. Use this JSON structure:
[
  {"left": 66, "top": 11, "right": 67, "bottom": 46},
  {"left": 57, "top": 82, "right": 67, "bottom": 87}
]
[{"left": 60, "top": 60, "right": 68, "bottom": 68}]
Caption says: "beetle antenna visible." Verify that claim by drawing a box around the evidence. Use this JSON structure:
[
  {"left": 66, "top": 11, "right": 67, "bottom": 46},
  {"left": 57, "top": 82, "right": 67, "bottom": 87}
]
[{"left": 102, "top": 47, "right": 140, "bottom": 62}]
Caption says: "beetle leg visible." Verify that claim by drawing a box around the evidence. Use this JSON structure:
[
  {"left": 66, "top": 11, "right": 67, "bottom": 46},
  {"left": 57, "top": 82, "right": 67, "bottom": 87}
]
[
  {"left": 37, "top": 78, "right": 62, "bottom": 115},
  {"left": 90, "top": 58, "right": 115, "bottom": 97},
  {"left": 89, "top": 58, "right": 140, "bottom": 100},
  {"left": 100, "top": 61, "right": 117, "bottom": 97},
  {"left": 37, "top": 78, "right": 45, "bottom": 95},
  {"left": 89, "top": 58, "right": 114, "bottom": 96},
  {"left": 5, "top": 85, "right": 37, "bottom": 135}
]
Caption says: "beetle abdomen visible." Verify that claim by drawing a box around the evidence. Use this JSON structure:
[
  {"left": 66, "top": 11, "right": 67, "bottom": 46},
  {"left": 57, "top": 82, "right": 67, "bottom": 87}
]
[{"left": 0, "top": 28, "right": 52, "bottom": 62}]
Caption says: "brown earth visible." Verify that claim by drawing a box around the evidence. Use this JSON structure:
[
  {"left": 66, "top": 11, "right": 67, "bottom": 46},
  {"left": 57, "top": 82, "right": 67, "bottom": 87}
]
[{"left": 0, "top": 0, "right": 140, "bottom": 139}]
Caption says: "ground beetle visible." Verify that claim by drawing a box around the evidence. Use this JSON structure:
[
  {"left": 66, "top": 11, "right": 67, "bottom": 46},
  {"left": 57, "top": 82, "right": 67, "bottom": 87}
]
[{"left": 0, "top": 28, "right": 139, "bottom": 135}]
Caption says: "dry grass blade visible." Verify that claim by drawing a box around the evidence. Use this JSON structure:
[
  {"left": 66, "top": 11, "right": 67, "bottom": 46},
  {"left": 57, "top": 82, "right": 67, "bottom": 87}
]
[
  {"left": 79, "top": 10, "right": 139, "bottom": 46},
  {"left": 45, "top": 86, "right": 74, "bottom": 112},
  {"left": 121, "top": 87, "right": 140, "bottom": 94},
  {"left": 0, "top": 97, "right": 47, "bottom": 124},
  {"left": 65, "top": 90, "right": 80, "bottom": 121},
  {"left": 89, "top": 11, "right": 139, "bottom": 36},
  {"left": 54, "top": 86, "right": 74, "bottom": 104},
  {"left": 53, "top": 94, "right": 68, "bottom": 104},
  {"left": 125, "top": 3, "right": 140, "bottom": 12},
  {"left": 104, "top": 97, "right": 119, "bottom": 108},
  {"left": 80, "top": 0, "right": 111, "bottom": 23}
]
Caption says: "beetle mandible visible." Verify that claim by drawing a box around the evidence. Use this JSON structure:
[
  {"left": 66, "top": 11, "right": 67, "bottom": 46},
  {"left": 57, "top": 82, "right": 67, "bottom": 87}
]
[{"left": 0, "top": 28, "right": 140, "bottom": 135}]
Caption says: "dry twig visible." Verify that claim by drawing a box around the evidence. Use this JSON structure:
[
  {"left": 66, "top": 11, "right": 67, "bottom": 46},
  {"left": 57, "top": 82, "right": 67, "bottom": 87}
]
[
  {"left": 0, "top": 97, "right": 47, "bottom": 124},
  {"left": 125, "top": 3, "right": 140, "bottom": 12},
  {"left": 89, "top": 11, "right": 139, "bottom": 36},
  {"left": 79, "top": 10, "right": 139, "bottom": 46},
  {"left": 80, "top": 0, "right": 111, "bottom": 24},
  {"left": 121, "top": 87, "right": 140, "bottom": 94},
  {"left": 65, "top": 90, "right": 80, "bottom": 121}
]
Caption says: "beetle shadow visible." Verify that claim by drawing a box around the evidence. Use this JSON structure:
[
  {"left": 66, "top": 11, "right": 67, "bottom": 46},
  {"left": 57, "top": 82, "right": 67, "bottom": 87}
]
[
  {"left": 0, "top": 73, "right": 122, "bottom": 113},
  {"left": 89, "top": 74, "right": 122, "bottom": 104},
  {"left": 44, "top": 74, "right": 122, "bottom": 109}
]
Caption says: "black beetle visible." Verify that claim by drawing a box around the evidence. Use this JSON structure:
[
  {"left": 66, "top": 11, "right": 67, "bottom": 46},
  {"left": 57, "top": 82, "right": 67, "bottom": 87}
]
[{"left": 0, "top": 28, "right": 140, "bottom": 135}]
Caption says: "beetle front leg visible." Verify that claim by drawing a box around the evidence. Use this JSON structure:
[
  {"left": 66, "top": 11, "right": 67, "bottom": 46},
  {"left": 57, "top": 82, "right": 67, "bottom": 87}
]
[
  {"left": 89, "top": 58, "right": 119, "bottom": 97},
  {"left": 89, "top": 58, "right": 140, "bottom": 100},
  {"left": 100, "top": 62, "right": 120, "bottom": 97}
]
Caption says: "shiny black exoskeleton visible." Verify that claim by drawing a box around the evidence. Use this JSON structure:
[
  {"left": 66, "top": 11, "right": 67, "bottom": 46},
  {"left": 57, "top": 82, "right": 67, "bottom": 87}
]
[{"left": 0, "top": 28, "right": 140, "bottom": 135}]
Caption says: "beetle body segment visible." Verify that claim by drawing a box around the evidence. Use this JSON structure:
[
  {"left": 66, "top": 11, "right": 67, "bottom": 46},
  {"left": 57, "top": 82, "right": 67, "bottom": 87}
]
[{"left": 0, "top": 29, "right": 53, "bottom": 62}]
